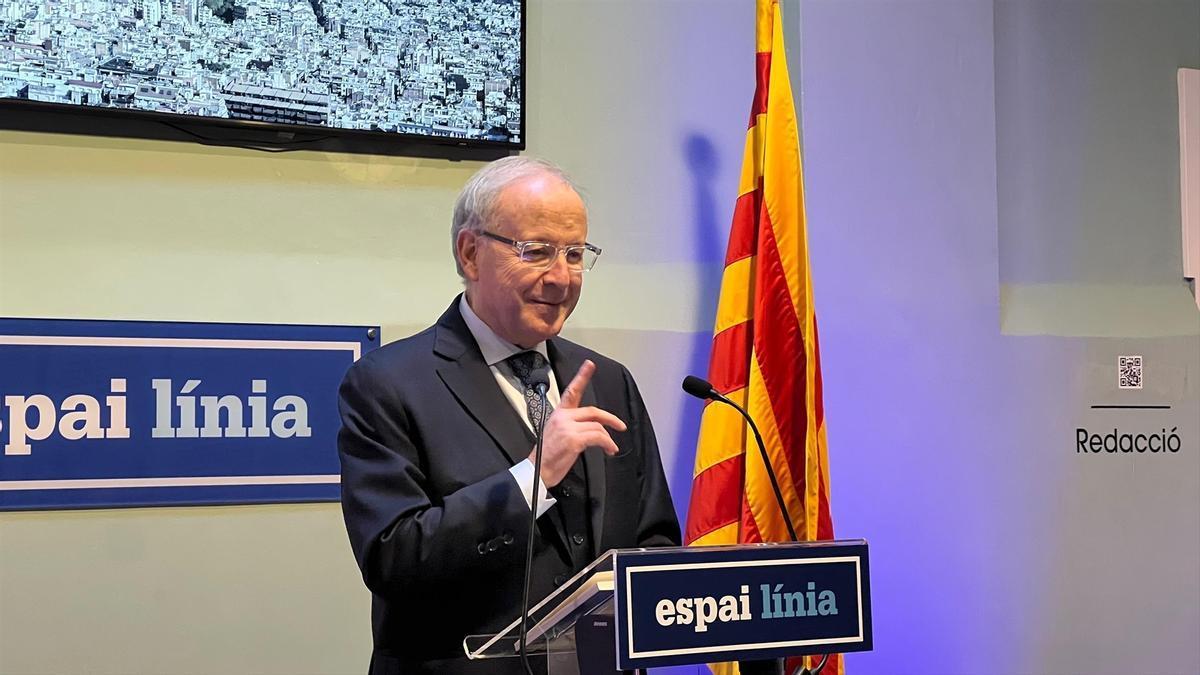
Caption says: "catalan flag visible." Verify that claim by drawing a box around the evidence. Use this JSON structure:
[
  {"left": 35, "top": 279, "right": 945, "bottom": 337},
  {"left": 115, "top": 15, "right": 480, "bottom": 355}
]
[{"left": 683, "top": 1, "right": 839, "bottom": 673}]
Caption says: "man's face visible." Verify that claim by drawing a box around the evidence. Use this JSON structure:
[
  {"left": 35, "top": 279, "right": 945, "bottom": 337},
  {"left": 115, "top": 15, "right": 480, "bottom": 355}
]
[{"left": 458, "top": 174, "right": 588, "bottom": 348}]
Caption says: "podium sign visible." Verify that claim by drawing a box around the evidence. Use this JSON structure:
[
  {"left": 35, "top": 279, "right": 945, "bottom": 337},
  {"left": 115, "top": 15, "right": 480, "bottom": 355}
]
[{"left": 613, "top": 541, "right": 871, "bottom": 670}]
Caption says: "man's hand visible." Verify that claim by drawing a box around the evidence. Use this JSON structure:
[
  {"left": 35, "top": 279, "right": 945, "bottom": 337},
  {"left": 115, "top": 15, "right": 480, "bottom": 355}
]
[{"left": 529, "top": 359, "right": 626, "bottom": 488}]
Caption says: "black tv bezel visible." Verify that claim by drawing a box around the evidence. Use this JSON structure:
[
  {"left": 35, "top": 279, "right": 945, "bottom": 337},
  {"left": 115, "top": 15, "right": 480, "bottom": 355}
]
[{"left": 0, "top": 0, "right": 526, "bottom": 159}]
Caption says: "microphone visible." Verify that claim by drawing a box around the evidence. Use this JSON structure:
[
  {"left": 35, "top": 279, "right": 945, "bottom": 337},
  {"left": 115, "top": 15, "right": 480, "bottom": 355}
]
[
  {"left": 518, "top": 364, "right": 552, "bottom": 675},
  {"left": 681, "top": 375, "right": 798, "bottom": 541},
  {"left": 682, "top": 376, "right": 818, "bottom": 675},
  {"left": 682, "top": 374, "right": 722, "bottom": 402},
  {"left": 529, "top": 366, "right": 551, "bottom": 398}
]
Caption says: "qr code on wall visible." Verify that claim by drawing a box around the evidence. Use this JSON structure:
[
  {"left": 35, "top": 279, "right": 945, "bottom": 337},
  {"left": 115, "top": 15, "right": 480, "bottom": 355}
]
[{"left": 1118, "top": 355, "right": 1143, "bottom": 389}]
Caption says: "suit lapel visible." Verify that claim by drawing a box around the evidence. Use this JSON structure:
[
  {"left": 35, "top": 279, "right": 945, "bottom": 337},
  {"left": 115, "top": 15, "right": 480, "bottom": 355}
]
[
  {"left": 548, "top": 338, "right": 607, "bottom": 558},
  {"left": 433, "top": 297, "right": 603, "bottom": 561},
  {"left": 433, "top": 298, "right": 532, "bottom": 467}
]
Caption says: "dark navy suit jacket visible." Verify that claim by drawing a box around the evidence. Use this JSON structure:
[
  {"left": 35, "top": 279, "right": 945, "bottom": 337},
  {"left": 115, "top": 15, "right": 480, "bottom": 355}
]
[{"left": 337, "top": 297, "right": 681, "bottom": 674}]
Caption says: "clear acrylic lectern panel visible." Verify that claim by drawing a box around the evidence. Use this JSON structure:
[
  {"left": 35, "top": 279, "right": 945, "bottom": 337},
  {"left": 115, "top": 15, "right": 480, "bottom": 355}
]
[{"left": 463, "top": 550, "right": 620, "bottom": 675}]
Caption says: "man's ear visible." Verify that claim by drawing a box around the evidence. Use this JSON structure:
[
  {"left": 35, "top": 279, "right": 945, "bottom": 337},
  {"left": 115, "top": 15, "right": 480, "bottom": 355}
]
[{"left": 457, "top": 229, "right": 480, "bottom": 281}]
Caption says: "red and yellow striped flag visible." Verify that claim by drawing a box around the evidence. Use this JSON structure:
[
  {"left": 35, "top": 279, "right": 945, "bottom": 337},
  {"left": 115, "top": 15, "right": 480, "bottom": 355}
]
[{"left": 684, "top": 1, "right": 839, "bottom": 673}]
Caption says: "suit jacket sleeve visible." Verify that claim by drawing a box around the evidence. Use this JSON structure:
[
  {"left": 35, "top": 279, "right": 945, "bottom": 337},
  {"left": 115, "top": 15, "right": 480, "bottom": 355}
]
[
  {"left": 621, "top": 364, "right": 683, "bottom": 549},
  {"left": 337, "top": 355, "right": 532, "bottom": 600}
]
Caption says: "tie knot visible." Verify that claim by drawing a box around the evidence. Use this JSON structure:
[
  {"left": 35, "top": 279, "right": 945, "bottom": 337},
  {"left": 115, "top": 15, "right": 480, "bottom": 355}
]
[{"left": 507, "top": 351, "right": 548, "bottom": 386}]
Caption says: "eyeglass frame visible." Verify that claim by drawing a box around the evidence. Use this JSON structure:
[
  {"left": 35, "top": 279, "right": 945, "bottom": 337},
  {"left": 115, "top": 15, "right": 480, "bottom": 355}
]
[{"left": 475, "top": 230, "right": 603, "bottom": 272}]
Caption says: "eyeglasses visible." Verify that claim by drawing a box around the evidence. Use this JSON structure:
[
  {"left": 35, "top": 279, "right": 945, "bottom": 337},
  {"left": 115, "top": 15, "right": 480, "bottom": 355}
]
[{"left": 477, "top": 230, "right": 602, "bottom": 272}]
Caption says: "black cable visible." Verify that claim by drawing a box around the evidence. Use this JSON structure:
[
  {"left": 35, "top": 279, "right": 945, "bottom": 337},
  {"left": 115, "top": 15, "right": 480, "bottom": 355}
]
[
  {"left": 517, "top": 387, "right": 549, "bottom": 675},
  {"left": 159, "top": 119, "right": 336, "bottom": 152}
]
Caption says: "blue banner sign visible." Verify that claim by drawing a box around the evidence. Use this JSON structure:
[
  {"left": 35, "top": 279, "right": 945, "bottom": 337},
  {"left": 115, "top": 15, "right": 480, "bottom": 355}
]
[
  {"left": 613, "top": 541, "right": 872, "bottom": 669},
  {"left": 0, "top": 318, "right": 377, "bottom": 510}
]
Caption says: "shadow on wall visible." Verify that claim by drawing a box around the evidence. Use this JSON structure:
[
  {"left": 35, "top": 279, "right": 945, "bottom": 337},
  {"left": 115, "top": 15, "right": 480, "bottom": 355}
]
[{"left": 666, "top": 133, "right": 728, "bottom": 532}]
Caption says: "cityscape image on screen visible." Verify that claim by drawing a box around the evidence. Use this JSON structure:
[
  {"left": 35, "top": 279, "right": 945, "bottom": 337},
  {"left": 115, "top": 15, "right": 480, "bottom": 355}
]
[{"left": 0, "top": 0, "right": 523, "bottom": 145}]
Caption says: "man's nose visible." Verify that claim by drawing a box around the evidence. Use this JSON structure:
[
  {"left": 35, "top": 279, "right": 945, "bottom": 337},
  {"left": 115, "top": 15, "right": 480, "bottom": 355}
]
[{"left": 541, "top": 252, "right": 573, "bottom": 285}]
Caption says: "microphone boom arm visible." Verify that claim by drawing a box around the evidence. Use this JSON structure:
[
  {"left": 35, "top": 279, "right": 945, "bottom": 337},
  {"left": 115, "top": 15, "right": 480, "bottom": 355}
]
[
  {"left": 714, "top": 392, "right": 799, "bottom": 542},
  {"left": 682, "top": 375, "right": 799, "bottom": 543}
]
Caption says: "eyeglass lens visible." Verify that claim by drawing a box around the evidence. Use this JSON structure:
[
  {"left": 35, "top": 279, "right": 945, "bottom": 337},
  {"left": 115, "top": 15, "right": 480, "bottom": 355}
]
[{"left": 519, "top": 242, "right": 597, "bottom": 270}]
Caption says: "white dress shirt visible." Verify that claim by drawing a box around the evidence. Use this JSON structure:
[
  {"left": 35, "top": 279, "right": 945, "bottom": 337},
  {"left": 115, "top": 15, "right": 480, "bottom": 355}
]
[{"left": 459, "top": 294, "right": 559, "bottom": 517}]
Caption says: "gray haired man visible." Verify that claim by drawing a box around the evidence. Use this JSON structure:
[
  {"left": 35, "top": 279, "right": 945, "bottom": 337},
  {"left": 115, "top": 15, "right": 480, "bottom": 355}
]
[{"left": 337, "top": 157, "right": 681, "bottom": 674}]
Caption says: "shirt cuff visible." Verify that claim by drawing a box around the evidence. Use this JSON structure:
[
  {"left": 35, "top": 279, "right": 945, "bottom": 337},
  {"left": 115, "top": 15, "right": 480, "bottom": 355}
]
[{"left": 509, "top": 459, "right": 556, "bottom": 518}]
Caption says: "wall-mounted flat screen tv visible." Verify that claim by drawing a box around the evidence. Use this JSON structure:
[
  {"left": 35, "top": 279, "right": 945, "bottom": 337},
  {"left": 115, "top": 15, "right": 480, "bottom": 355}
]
[{"left": 0, "top": 0, "right": 524, "bottom": 151}]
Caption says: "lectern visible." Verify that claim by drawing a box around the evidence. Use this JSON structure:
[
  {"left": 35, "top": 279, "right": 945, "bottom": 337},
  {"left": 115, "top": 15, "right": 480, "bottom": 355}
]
[{"left": 464, "top": 539, "right": 872, "bottom": 674}]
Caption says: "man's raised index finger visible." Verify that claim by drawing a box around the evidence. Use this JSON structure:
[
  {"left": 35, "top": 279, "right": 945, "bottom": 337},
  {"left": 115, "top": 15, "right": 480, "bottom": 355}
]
[{"left": 559, "top": 359, "right": 595, "bottom": 409}]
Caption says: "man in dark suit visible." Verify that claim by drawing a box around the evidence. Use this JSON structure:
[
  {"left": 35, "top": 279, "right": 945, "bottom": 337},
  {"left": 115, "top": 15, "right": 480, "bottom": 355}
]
[{"left": 337, "top": 157, "right": 681, "bottom": 674}]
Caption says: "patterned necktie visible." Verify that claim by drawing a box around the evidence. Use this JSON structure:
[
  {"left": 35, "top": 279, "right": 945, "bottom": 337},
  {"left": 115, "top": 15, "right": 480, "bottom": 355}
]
[{"left": 507, "top": 351, "right": 554, "bottom": 433}]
